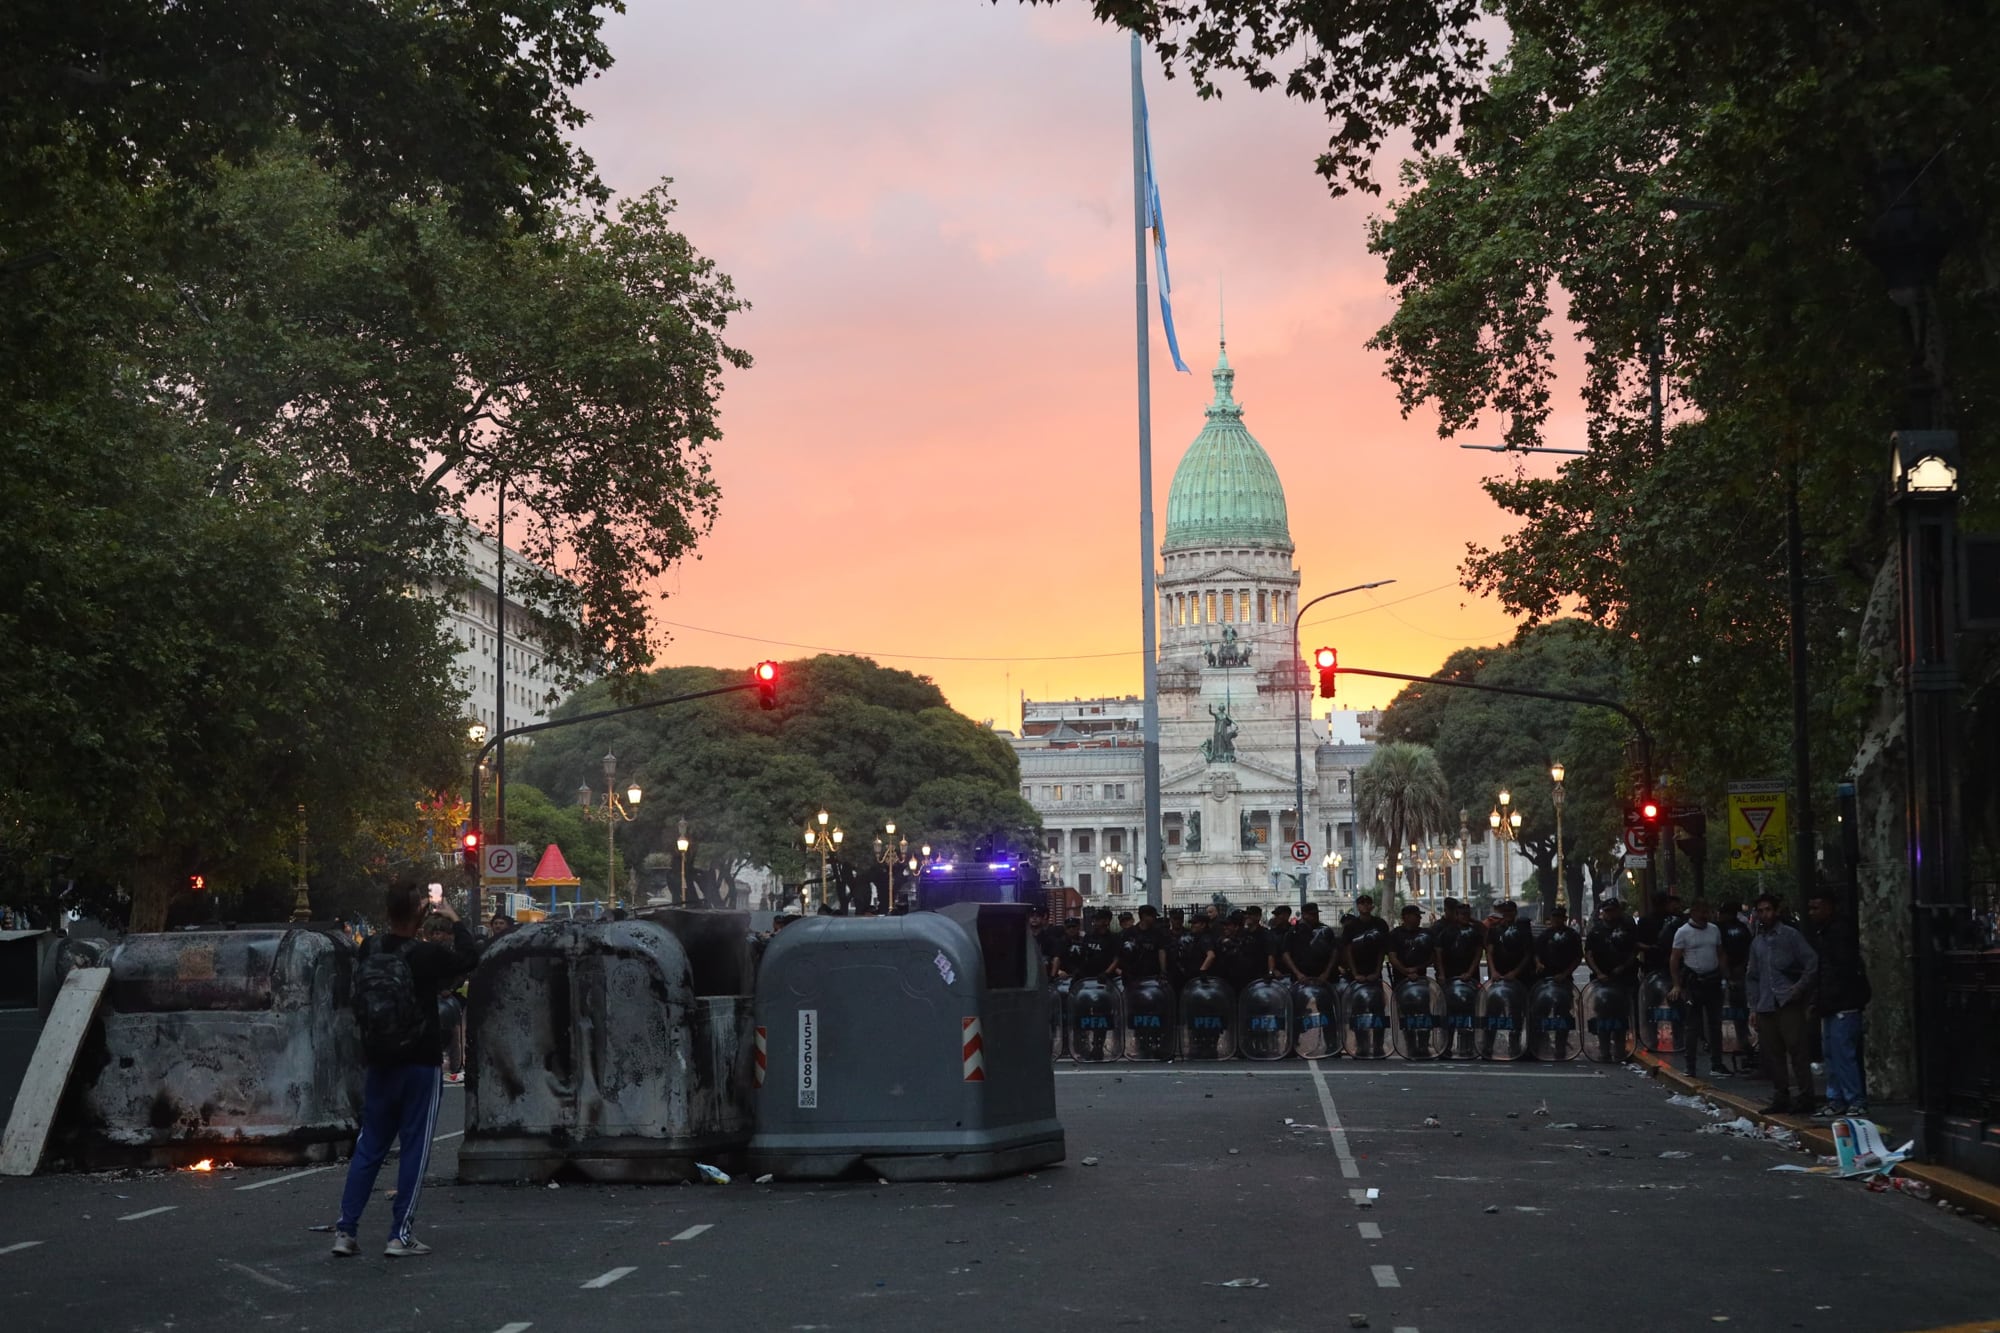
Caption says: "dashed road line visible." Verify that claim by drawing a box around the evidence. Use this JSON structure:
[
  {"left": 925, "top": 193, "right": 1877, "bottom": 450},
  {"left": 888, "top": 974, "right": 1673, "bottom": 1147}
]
[
  {"left": 1309, "top": 1062, "right": 1361, "bottom": 1179},
  {"left": 670, "top": 1224, "right": 713, "bottom": 1242},
  {"left": 491, "top": 1324, "right": 533, "bottom": 1333},
  {"left": 219, "top": 1259, "right": 298, "bottom": 1293},
  {"left": 1372, "top": 1264, "right": 1401, "bottom": 1288},
  {"left": 236, "top": 1164, "right": 337, "bottom": 1191},
  {"left": 1358, "top": 1222, "right": 1383, "bottom": 1240},
  {"left": 581, "top": 1266, "right": 636, "bottom": 1290},
  {"left": 432, "top": 1129, "right": 465, "bottom": 1142},
  {"left": 117, "top": 1206, "right": 177, "bottom": 1222},
  {"left": 0, "top": 1241, "right": 43, "bottom": 1256}
]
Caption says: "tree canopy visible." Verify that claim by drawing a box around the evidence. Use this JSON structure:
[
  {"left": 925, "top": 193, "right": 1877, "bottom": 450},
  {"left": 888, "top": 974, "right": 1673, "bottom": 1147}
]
[{"left": 512, "top": 657, "right": 1041, "bottom": 908}]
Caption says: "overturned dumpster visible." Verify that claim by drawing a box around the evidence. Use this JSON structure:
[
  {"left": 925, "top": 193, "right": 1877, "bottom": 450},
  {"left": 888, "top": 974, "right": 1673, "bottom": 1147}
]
[
  {"left": 748, "top": 903, "right": 1064, "bottom": 1182},
  {"left": 459, "top": 916, "right": 755, "bottom": 1183},
  {"left": 60, "top": 927, "right": 361, "bottom": 1168}
]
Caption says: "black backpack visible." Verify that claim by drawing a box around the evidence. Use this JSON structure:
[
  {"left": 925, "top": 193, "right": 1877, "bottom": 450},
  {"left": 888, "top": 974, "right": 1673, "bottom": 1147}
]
[{"left": 353, "top": 936, "right": 427, "bottom": 1063}]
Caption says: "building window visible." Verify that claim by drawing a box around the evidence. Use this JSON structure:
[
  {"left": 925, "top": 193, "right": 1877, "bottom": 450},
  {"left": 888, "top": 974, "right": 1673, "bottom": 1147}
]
[
  {"left": 1078, "top": 872, "right": 1093, "bottom": 895},
  {"left": 1206, "top": 591, "right": 1217, "bottom": 622},
  {"left": 1167, "top": 824, "right": 1182, "bottom": 847},
  {"left": 1222, "top": 590, "right": 1235, "bottom": 622},
  {"left": 1110, "top": 783, "right": 1127, "bottom": 800},
  {"left": 1052, "top": 784, "right": 1064, "bottom": 801},
  {"left": 1109, "top": 871, "right": 1125, "bottom": 895},
  {"left": 1337, "top": 777, "right": 1349, "bottom": 795},
  {"left": 1257, "top": 590, "right": 1267, "bottom": 623},
  {"left": 1252, "top": 824, "right": 1268, "bottom": 845},
  {"left": 1340, "top": 824, "right": 1355, "bottom": 849},
  {"left": 1107, "top": 830, "right": 1123, "bottom": 854},
  {"left": 1046, "top": 832, "right": 1061, "bottom": 853},
  {"left": 1076, "top": 831, "right": 1093, "bottom": 854},
  {"left": 1022, "top": 786, "right": 1031, "bottom": 800}
]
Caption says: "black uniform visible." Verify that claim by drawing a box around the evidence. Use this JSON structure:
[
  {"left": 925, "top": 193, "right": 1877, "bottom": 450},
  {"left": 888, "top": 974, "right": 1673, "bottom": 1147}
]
[
  {"left": 1117, "top": 926, "right": 1167, "bottom": 982},
  {"left": 1063, "top": 934, "right": 1119, "bottom": 980},
  {"left": 1210, "top": 931, "right": 1263, "bottom": 991},
  {"left": 1718, "top": 916, "right": 1752, "bottom": 975},
  {"left": 1241, "top": 925, "right": 1278, "bottom": 978},
  {"left": 1388, "top": 924, "right": 1435, "bottom": 977},
  {"left": 1535, "top": 923, "right": 1585, "bottom": 980},
  {"left": 1585, "top": 919, "right": 1640, "bottom": 983},
  {"left": 1285, "top": 922, "right": 1339, "bottom": 980},
  {"left": 1436, "top": 919, "right": 1486, "bottom": 980},
  {"left": 1174, "top": 928, "right": 1211, "bottom": 982},
  {"left": 1489, "top": 917, "right": 1538, "bottom": 984},
  {"left": 1036, "top": 925, "right": 1069, "bottom": 975},
  {"left": 1344, "top": 915, "right": 1391, "bottom": 980},
  {"left": 1634, "top": 911, "right": 1673, "bottom": 975}
]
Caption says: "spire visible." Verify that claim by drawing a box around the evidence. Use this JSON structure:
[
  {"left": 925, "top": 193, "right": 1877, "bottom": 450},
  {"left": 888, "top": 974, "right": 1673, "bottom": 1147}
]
[{"left": 1207, "top": 313, "right": 1239, "bottom": 420}]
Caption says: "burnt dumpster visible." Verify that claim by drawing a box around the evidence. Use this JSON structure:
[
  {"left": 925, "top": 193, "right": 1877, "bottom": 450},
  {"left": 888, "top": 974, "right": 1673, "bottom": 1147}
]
[
  {"left": 460, "top": 916, "right": 754, "bottom": 1183},
  {"left": 747, "top": 903, "right": 1063, "bottom": 1182},
  {"left": 61, "top": 927, "right": 360, "bottom": 1167}
]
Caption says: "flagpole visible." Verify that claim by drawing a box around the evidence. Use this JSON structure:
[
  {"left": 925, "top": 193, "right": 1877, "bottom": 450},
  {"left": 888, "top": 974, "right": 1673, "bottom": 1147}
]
[{"left": 1130, "top": 32, "right": 1165, "bottom": 913}]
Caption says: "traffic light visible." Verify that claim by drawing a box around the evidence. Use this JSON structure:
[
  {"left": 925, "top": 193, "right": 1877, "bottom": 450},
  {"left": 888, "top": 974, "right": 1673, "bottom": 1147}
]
[
  {"left": 188, "top": 873, "right": 207, "bottom": 892},
  {"left": 461, "top": 829, "right": 482, "bottom": 871},
  {"left": 1639, "top": 796, "right": 1663, "bottom": 830},
  {"left": 755, "top": 660, "right": 779, "bottom": 710},
  {"left": 1314, "top": 646, "right": 1338, "bottom": 699}
]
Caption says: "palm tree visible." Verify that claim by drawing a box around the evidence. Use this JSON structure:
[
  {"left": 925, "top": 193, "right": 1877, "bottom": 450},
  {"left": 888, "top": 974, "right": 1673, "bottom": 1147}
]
[{"left": 1355, "top": 742, "right": 1453, "bottom": 902}]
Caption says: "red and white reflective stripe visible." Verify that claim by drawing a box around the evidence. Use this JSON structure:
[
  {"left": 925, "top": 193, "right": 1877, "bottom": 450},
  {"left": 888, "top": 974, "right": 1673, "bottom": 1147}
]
[
  {"left": 961, "top": 1016, "right": 986, "bottom": 1082},
  {"left": 754, "top": 1026, "right": 767, "bottom": 1089}
]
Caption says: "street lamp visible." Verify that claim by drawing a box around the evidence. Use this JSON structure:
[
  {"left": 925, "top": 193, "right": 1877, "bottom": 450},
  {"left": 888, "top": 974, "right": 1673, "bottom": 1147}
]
[
  {"left": 873, "top": 821, "right": 908, "bottom": 913},
  {"left": 1099, "top": 856, "right": 1125, "bottom": 898},
  {"left": 804, "top": 809, "right": 844, "bottom": 913},
  {"left": 586, "top": 751, "right": 640, "bottom": 912},
  {"left": 676, "top": 817, "right": 690, "bottom": 907},
  {"left": 1322, "top": 850, "right": 1342, "bottom": 903},
  {"left": 1550, "top": 762, "right": 1567, "bottom": 912},
  {"left": 1490, "top": 791, "right": 1521, "bottom": 904}
]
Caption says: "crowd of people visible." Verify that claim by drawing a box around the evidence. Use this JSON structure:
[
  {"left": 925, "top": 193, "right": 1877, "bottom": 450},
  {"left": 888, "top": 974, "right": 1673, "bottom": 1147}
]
[{"left": 1031, "top": 887, "right": 1873, "bottom": 1118}]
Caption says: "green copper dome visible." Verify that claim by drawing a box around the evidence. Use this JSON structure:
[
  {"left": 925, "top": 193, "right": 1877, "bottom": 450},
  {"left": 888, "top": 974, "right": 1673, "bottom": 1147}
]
[{"left": 1162, "top": 343, "right": 1292, "bottom": 553}]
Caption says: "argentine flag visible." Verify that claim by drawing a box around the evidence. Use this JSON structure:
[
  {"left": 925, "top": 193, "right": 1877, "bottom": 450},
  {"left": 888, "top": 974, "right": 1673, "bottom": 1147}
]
[{"left": 1138, "top": 76, "right": 1191, "bottom": 374}]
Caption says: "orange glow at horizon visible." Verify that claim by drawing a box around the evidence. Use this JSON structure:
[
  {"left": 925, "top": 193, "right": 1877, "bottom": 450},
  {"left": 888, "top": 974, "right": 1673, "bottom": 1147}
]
[{"left": 571, "top": 4, "right": 1578, "bottom": 732}]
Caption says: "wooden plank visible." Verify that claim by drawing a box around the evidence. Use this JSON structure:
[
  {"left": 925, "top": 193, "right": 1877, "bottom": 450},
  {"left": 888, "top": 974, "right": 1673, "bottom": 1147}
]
[{"left": 0, "top": 966, "right": 109, "bottom": 1176}]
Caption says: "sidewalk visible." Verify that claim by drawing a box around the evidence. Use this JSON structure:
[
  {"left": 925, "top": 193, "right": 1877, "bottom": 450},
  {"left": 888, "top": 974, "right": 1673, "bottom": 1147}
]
[{"left": 1636, "top": 1048, "right": 2000, "bottom": 1226}]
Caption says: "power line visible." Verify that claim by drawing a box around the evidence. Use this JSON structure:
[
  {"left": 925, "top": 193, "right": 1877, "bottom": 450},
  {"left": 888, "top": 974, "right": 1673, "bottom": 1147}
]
[{"left": 653, "top": 582, "right": 1464, "bottom": 664}]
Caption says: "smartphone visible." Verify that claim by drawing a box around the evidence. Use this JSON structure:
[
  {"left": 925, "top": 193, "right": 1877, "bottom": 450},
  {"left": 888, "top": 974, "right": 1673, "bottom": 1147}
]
[{"left": 427, "top": 883, "right": 444, "bottom": 904}]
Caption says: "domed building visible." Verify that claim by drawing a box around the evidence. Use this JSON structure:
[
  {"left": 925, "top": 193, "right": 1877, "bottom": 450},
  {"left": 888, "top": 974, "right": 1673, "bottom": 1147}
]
[{"left": 1012, "top": 339, "right": 1418, "bottom": 912}]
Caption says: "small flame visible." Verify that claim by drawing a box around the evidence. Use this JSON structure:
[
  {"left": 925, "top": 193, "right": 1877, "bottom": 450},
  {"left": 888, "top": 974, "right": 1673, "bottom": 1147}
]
[{"left": 186, "top": 1158, "right": 215, "bottom": 1172}]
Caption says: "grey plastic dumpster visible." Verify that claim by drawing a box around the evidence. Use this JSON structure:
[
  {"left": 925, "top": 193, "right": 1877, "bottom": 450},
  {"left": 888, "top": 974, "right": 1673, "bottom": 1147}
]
[
  {"left": 460, "top": 918, "right": 754, "bottom": 1183},
  {"left": 747, "top": 903, "right": 1064, "bottom": 1182},
  {"left": 62, "top": 927, "right": 361, "bottom": 1167}
]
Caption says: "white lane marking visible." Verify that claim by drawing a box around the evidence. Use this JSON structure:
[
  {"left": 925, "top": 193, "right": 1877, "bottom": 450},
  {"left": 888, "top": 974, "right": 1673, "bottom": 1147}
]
[
  {"left": 236, "top": 1164, "right": 337, "bottom": 1192},
  {"left": 219, "top": 1259, "right": 298, "bottom": 1293},
  {"left": 118, "top": 1206, "right": 177, "bottom": 1221},
  {"left": 0, "top": 1241, "right": 43, "bottom": 1256},
  {"left": 1372, "top": 1264, "right": 1401, "bottom": 1288},
  {"left": 581, "top": 1266, "right": 637, "bottom": 1289},
  {"left": 670, "top": 1224, "right": 713, "bottom": 1242},
  {"left": 1358, "top": 1222, "right": 1383, "bottom": 1239},
  {"left": 1310, "top": 1061, "right": 1361, "bottom": 1179},
  {"left": 432, "top": 1130, "right": 465, "bottom": 1142},
  {"left": 492, "top": 1324, "right": 534, "bottom": 1333}
]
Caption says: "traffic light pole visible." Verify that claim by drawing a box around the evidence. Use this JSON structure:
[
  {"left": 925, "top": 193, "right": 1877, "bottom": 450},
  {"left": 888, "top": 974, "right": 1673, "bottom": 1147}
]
[
  {"left": 1292, "top": 582, "right": 1395, "bottom": 911},
  {"left": 465, "top": 678, "right": 760, "bottom": 925}
]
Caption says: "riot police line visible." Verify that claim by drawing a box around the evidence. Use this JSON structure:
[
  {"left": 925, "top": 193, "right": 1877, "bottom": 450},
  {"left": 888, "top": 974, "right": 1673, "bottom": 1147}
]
[{"left": 1038, "top": 896, "right": 1757, "bottom": 1066}]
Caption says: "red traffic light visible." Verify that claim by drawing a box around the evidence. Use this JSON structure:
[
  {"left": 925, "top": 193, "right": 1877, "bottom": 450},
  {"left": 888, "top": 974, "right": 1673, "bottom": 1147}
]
[
  {"left": 461, "top": 829, "right": 482, "bottom": 869},
  {"left": 754, "top": 660, "right": 779, "bottom": 710},
  {"left": 1639, "top": 798, "right": 1661, "bottom": 823},
  {"left": 1313, "top": 646, "right": 1338, "bottom": 699},
  {"left": 189, "top": 874, "right": 207, "bottom": 892}
]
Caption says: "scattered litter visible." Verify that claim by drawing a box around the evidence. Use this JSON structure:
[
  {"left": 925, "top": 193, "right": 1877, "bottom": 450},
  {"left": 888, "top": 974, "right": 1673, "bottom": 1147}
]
[
  {"left": 1697, "top": 1116, "right": 1795, "bottom": 1144},
  {"left": 1348, "top": 1316, "right": 1371, "bottom": 1328},
  {"left": 878, "top": 1178, "right": 890, "bottom": 1185},
  {"left": 696, "top": 1163, "right": 730, "bottom": 1185},
  {"left": 305, "top": 1224, "right": 334, "bottom": 1233},
  {"left": 1284, "top": 1118, "right": 1296, "bottom": 1125},
  {"left": 1505, "top": 1112, "right": 1520, "bottom": 1120},
  {"left": 1080, "top": 1156, "right": 1100, "bottom": 1167},
  {"left": 1423, "top": 1117, "right": 1440, "bottom": 1128},
  {"left": 1484, "top": 1205, "right": 1499, "bottom": 1214},
  {"left": 1228, "top": 1148, "right": 1240, "bottom": 1156},
  {"left": 1833, "top": 1118, "right": 1913, "bottom": 1179},
  {"left": 754, "top": 1174, "right": 774, "bottom": 1185},
  {"left": 1355, "top": 1188, "right": 1379, "bottom": 1209},
  {"left": 1711, "top": 1317, "right": 1731, "bottom": 1323},
  {"left": 1207, "top": 1277, "right": 1269, "bottom": 1288},
  {"left": 1867, "top": 1176, "right": 1932, "bottom": 1201},
  {"left": 1667, "top": 1093, "right": 1724, "bottom": 1117},
  {"left": 1533, "top": 1102, "right": 1550, "bottom": 1117},
  {"left": 547, "top": 1181, "right": 560, "bottom": 1190},
  {"left": 1547, "top": 1122, "right": 1580, "bottom": 1130},
  {"left": 1769, "top": 1164, "right": 1836, "bottom": 1175},
  {"left": 1658, "top": 1151, "right": 1693, "bottom": 1160}
]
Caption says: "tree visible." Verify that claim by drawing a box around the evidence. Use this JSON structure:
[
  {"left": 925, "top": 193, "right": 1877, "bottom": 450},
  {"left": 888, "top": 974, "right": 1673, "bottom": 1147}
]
[
  {"left": 1354, "top": 742, "right": 1452, "bottom": 902},
  {"left": 513, "top": 657, "right": 1041, "bottom": 910}
]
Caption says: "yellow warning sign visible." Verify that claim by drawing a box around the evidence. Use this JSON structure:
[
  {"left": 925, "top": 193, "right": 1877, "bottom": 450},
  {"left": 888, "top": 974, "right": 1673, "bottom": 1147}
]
[{"left": 1727, "top": 783, "right": 1789, "bottom": 870}]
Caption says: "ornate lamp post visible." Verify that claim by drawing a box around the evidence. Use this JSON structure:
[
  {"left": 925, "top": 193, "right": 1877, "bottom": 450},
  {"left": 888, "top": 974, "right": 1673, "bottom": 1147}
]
[
  {"left": 1099, "top": 856, "right": 1125, "bottom": 899},
  {"left": 1490, "top": 789, "right": 1521, "bottom": 903},
  {"left": 589, "top": 752, "right": 641, "bottom": 911},
  {"left": 675, "top": 817, "right": 690, "bottom": 907},
  {"left": 804, "top": 808, "right": 844, "bottom": 913},
  {"left": 873, "top": 821, "right": 907, "bottom": 913}
]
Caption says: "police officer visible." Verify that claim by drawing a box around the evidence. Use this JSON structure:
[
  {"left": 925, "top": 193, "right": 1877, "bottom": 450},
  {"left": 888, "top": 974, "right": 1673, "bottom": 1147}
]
[
  {"left": 1535, "top": 903, "right": 1585, "bottom": 980},
  {"left": 1268, "top": 903, "right": 1295, "bottom": 951},
  {"left": 1435, "top": 900, "right": 1486, "bottom": 984},
  {"left": 1634, "top": 893, "right": 1675, "bottom": 977},
  {"left": 1341, "top": 895, "right": 1390, "bottom": 982},
  {"left": 1241, "top": 905, "right": 1278, "bottom": 978},
  {"left": 1050, "top": 916, "right": 1085, "bottom": 980},
  {"left": 1175, "top": 913, "right": 1213, "bottom": 983},
  {"left": 1486, "top": 901, "right": 1537, "bottom": 986},
  {"left": 1282, "top": 902, "right": 1339, "bottom": 984},
  {"left": 1118, "top": 904, "right": 1169, "bottom": 982},
  {"left": 1388, "top": 904, "right": 1438, "bottom": 1057},
  {"left": 1717, "top": 900, "right": 1752, "bottom": 978},
  {"left": 1206, "top": 912, "right": 1263, "bottom": 992}
]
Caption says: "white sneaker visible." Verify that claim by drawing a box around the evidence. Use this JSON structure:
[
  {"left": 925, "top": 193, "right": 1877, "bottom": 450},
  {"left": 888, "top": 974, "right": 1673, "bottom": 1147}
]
[
  {"left": 330, "top": 1232, "right": 358, "bottom": 1258},
  {"left": 384, "top": 1236, "right": 432, "bottom": 1258}
]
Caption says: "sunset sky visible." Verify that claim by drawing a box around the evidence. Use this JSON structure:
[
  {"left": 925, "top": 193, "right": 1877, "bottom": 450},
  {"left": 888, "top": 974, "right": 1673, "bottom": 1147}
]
[{"left": 572, "top": 2, "right": 1577, "bottom": 728}]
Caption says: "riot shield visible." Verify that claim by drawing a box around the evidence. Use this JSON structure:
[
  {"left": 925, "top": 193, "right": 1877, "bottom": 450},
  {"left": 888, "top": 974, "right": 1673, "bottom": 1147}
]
[
  {"left": 1123, "top": 977, "right": 1176, "bottom": 1062},
  {"left": 1067, "top": 977, "right": 1123, "bottom": 1063},
  {"left": 1391, "top": 976, "right": 1445, "bottom": 1061},
  {"left": 1440, "top": 977, "right": 1482, "bottom": 1060},
  {"left": 1049, "top": 977, "right": 1070, "bottom": 1061},
  {"left": 1526, "top": 977, "right": 1581, "bottom": 1062},
  {"left": 1292, "top": 980, "right": 1341, "bottom": 1060},
  {"left": 1638, "top": 971, "right": 1682, "bottom": 1055},
  {"left": 1179, "top": 976, "right": 1238, "bottom": 1061},
  {"left": 1720, "top": 975, "right": 1754, "bottom": 1069},
  {"left": 1480, "top": 978, "right": 1528, "bottom": 1062},
  {"left": 1342, "top": 978, "right": 1392, "bottom": 1060},
  {"left": 1238, "top": 976, "right": 1294, "bottom": 1061},
  {"left": 1579, "top": 978, "right": 1637, "bottom": 1064}
]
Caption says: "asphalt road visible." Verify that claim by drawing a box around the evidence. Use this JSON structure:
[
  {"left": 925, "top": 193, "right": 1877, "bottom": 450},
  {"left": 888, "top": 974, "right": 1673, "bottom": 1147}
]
[{"left": 3, "top": 1063, "right": 1997, "bottom": 1333}]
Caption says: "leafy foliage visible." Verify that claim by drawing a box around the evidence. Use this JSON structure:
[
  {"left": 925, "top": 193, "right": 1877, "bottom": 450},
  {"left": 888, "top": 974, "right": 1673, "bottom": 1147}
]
[
  {"left": 512, "top": 657, "right": 1041, "bottom": 907},
  {"left": 1354, "top": 741, "right": 1452, "bottom": 898}
]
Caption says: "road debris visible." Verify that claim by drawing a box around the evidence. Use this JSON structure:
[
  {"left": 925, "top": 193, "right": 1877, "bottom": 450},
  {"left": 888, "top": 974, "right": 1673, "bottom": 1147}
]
[
  {"left": 1207, "top": 1277, "right": 1269, "bottom": 1288},
  {"left": 1658, "top": 1151, "right": 1694, "bottom": 1160},
  {"left": 696, "top": 1164, "right": 730, "bottom": 1185},
  {"left": 1080, "top": 1156, "right": 1100, "bottom": 1166}
]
